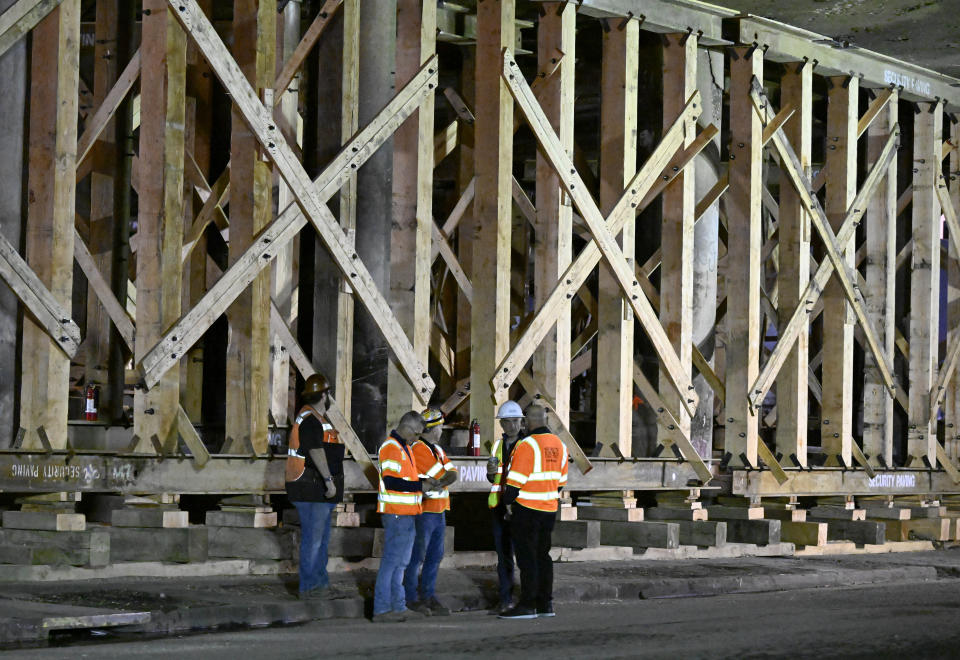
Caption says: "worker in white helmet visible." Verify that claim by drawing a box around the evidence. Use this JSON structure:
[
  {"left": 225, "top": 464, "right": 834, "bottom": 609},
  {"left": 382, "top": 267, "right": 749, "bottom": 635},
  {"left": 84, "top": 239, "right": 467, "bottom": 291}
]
[{"left": 486, "top": 400, "right": 525, "bottom": 613}]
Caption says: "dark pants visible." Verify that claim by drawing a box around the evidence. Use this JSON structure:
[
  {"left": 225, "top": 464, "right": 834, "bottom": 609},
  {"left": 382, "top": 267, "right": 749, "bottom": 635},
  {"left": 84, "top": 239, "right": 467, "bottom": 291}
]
[
  {"left": 511, "top": 504, "right": 556, "bottom": 610},
  {"left": 491, "top": 507, "right": 515, "bottom": 605}
]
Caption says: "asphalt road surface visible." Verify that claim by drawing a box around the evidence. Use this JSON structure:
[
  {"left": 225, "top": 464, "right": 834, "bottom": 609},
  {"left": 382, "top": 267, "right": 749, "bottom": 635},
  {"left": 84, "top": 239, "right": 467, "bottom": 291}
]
[{"left": 7, "top": 579, "right": 960, "bottom": 659}]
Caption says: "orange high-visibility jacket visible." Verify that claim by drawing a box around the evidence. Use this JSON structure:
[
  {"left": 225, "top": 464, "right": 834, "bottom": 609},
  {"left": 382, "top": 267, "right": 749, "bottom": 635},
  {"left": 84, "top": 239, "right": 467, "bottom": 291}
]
[
  {"left": 285, "top": 405, "right": 340, "bottom": 483},
  {"left": 410, "top": 440, "right": 457, "bottom": 513},
  {"left": 377, "top": 435, "right": 422, "bottom": 515},
  {"left": 505, "top": 432, "right": 568, "bottom": 512}
]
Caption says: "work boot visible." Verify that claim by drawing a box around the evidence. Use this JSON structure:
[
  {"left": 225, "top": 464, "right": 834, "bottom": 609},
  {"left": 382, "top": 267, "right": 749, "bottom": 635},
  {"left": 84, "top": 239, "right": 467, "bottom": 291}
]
[
  {"left": 400, "top": 606, "right": 427, "bottom": 619},
  {"left": 407, "top": 600, "right": 432, "bottom": 617},
  {"left": 299, "top": 586, "right": 329, "bottom": 600},
  {"left": 498, "top": 605, "right": 537, "bottom": 620},
  {"left": 426, "top": 596, "right": 450, "bottom": 616},
  {"left": 489, "top": 600, "right": 513, "bottom": 615},
  {"left": 372, "top": 611, "right": 406, "bottom": 623}
]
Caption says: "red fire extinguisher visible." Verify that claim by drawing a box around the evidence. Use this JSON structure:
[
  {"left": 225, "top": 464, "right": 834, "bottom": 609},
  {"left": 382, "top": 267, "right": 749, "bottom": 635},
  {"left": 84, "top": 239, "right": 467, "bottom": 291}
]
[
  {"left": 84, "top": 384, "right": 98, "bottom": 421},
  {"left": 469, "top": 419, "right": 481, "bottom": 456}
]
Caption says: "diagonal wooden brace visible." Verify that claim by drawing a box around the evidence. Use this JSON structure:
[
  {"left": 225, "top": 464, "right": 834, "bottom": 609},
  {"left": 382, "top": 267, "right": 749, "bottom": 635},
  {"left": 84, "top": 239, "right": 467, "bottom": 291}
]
[
  {"left": 268, "top": 302, "right": 379, "bottom": 487},
  {"left": 147, "top": 0, "right": 437, "bottom": 405},
  {"left": 0, "top": 231, "right": 79, "bottom": 358},
  {"left": 0, "top": 0, "right": 63, "bottom": 58},
  {"left": 935, "top": 441, "right": 960, "bottom": 484},
  {"left": 750, "top": 79, "right": 896, "bottom": 399},
  {"left": 515, "top": 370, "right": 593, "bottom": 475},
  {"left": 755, "top": 439, "right": 789, "bottom": 485},
  {"left": 497, "top": 49, "right": 701, "bottom": 416},
  {"left": 748, "top": 104, "right": 900, "bottom": 409}
]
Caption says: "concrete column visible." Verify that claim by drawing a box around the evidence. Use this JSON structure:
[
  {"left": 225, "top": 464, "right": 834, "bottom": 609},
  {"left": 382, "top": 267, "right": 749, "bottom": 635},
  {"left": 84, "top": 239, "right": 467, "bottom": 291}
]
[{"left": 0, "top": 0, "right": 27, "bottom": 447}]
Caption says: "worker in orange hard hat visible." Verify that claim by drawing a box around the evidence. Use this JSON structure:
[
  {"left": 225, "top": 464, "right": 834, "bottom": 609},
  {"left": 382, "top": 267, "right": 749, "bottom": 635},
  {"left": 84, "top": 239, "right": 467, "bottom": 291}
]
[{"left": 286, "top": 373, "right": 344, "bottom": 600}]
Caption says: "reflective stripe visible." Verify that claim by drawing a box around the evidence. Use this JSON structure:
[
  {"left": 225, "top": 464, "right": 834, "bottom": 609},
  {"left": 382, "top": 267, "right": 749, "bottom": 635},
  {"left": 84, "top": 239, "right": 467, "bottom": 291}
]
[
  {"left": 506, "top": 470, "right": 529, "bottom": 485},
  {"left": 322, "top": 423, "right": 333, "bottom": 431},
  {"left": 287, "top": 448, "right": 303, "bottom": 458},
  {"left": 380, "top": 459, "right": 403, "bottom": 474},
  {"left": 517, "top": 490, "right": 559, "bottom": 501},
  {"left": 423, "top": 490, "right": 447, "bottom": 499},
  {"left": 527, "top": 471, "right": 562, "bottom": 481},
  {"left": 379, "top": 491, "right": 422, "bottom": 504},
  {"left": 425, "top": 463, "right": 443, "bottom": 478},
  {"left": 489, "top": 485, "right": 502, "bottom": 493}
]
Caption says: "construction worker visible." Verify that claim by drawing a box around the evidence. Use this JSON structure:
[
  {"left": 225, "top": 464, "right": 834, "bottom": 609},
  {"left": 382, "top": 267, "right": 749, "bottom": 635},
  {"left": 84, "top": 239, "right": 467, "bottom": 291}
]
[
  {"left": 486, "top": 400, "right": 525, "bottom": 613},
  {"left": 498, "top": 404, "right": 568, "bottom": 619},
  {"left": 285, "top": 373, "right": 344, "bottom": 600},
  {"left": 372, "top": 411, "right": 426, "bottom": 623},
  {"left": 403, "top": 408, "right": 458, "bottom": 616}
]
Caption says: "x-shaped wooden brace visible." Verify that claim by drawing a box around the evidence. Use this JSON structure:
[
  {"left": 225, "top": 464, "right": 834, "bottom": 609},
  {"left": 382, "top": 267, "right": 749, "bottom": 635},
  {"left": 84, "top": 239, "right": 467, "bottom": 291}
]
[
  {"left": 747, "top": 78, "right": 898, "bottom": 412},
  {"left": 143, "top": 0, "right": 436, "bottom": 408},
  {"left": 496, "top": 48, "right": 700, "bottom": 419}
]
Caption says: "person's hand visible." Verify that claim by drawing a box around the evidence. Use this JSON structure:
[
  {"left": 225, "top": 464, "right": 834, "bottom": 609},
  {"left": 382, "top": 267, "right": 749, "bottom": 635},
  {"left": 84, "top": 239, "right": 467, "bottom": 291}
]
[
  {"left": 423, "top": 477, "right": 441, "bottom": 491},
  {"left": 324, "top": 479, "right": 337, "bottom": 498},
  {"left": 486, "top": 455, "right": 499, "bottom": 474}
]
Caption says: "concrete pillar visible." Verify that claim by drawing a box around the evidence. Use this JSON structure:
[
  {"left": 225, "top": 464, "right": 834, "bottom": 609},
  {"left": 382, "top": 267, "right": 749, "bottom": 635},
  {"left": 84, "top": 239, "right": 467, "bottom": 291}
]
[{"left": 0, "top": 0, "right": 27, "bottom": 447}]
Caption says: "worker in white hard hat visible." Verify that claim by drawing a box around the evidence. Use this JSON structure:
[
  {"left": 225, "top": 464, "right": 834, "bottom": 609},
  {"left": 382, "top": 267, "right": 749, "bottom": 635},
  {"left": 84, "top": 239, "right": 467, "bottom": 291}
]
[{"left": 486, "top": 400, "right": 525, "bottom": 613}]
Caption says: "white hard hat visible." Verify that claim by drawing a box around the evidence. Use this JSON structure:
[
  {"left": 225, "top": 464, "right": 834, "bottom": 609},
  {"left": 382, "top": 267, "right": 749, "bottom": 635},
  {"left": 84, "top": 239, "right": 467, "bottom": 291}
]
[{"left": 496, "top": 401, "right": 524, "bottom": 419}]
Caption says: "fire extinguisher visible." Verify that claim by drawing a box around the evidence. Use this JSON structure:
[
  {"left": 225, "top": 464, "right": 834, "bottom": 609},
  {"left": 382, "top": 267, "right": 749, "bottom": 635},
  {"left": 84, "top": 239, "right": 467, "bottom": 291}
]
[
  {"left": 469, "top": 419, "right": 481, "bottom": 456},
  {"left": 85, "top": 384, "right": 98, "bottom": 421}
]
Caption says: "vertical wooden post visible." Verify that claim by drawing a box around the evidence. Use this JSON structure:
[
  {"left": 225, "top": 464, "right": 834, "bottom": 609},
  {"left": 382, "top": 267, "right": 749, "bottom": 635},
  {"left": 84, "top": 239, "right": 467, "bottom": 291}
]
[
  {"left": 948, "top": 117, "right": 960, "bottom": 461},
  {"left": 388, "top": 0, "right": 435, "bottom": 420},
  {"left": 863, "top": 91, "right": 898, "bottom": 467},
  {"left": 775, "top": 62, "right": 812, "bottom": 466},
  {"left": 20, "top": 0, "right": 80, "bottom": 450},
  {"left": 455, "top": 48, "right": 476, "bottom": 390},
  {"left": 723, "top": 47, "right": 763, "bottom": 467},
  {"left": 908, "top": 102, "right": 943, "bottom": 465},
  {"left": 532, "top": 2, "right": 574, "bottom": 426},
  {"left": 182, "top": 0, "right": 213, "bottom": 423},
  {"left": 270, "top": 0, "right": 305, "bottom": 426},
  {"left": 134, "top": 0, "right": 186, "bottom": 450},
  {"left": 821, "top": 75, "right": 858, "bottom": 467},
  {"left": 595, "top": 17, "right": 638, "bottom": 456},
  {"left": 224, "top": 0, "right": 275, "bottom": 454},
  {"left": 471, "top": 0, "right": 514, "bottom": 447},
  {"left": 85, "top": 0, "right": 118, "bottom": 400},
  {"left": 658, "top": 31, "right": 697, "bottom": 446}
]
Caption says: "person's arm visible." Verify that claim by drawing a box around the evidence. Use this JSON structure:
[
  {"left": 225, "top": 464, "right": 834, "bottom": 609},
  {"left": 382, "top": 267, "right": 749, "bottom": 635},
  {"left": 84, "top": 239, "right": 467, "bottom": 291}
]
[
  {"left": 502, "top": 484, "right": 519, "bottom": 505},
  {"left": 437, "top": 471, "right": 458, "bottom": 488},
  {"left": 308, "top": 448, "right": 336, "bottom": 498},
  {"left": 382, "top": 476, "right": 422, "bottom": 492}
]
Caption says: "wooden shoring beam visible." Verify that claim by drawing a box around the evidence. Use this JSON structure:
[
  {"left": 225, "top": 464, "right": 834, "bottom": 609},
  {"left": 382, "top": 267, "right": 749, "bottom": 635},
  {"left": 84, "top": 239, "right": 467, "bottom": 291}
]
[
  {"left": 222, "top": 0, "right": 276, "bottom": 455},
  {"left": 946, "top": 117, "right": 960, "bottom": 461},
  {"left": 469, "top": 0, "right": 514, "bottom": 451},
  {"left": 430, "top": 177, "right": 474, "bottom": 262},
  {"left": 595, "top": 16, "right": 639, "bottom": 455},
  {"left": 134, "top": 0, "right": 187, "bottom": 452},
  {"left": 497, "top": 48, "right": 702, "bottom": 417},
  {"left": 433, "top": 119, "right": 459, "bottom": 165},
  {"left": 76, "top": 48, "right": 141, "bottom": 169},
  {"left": 272, "top": 0, "right": 343, "bottom": 100},
  {"left": 657, "top": 30, "right": 697, "bottom": 448},
  {"left": 515, "top": 370, "right": 593, "bottom": 474},
  {"left": 73, "top": 228, "right": 133, "bottom": 350},
  {"left": 857, "top": 89, "right": 894, "bottom": 139},
  {"left": 0, "top": 233, "right": 80, "bottom": 357},
  {"left": 930, "top": 178, "right": 960, "bottom": 425},
  {"left": 775, "top": 61, "right": 812, "bottom": 467},
  {"left": 432, "top": 218, "right": 472, "bottom": 303},
  {"left": 181, "top": 164, "right": 229, "bottom": 263},
  {"left": 907, "top": 102, "right": 944, "bottom": 466},
  {"left": 820, "top": 75, "right": 859, "bottom": 467},
  {"left": 268, "top": 302, "right": 378, "bottom": 487},
  {"left": 143, "top": 6, "right": 438, "bottom": 404},
  {"left": 723, "top": 47, "right": 764, "bottom": 468},
  {"left": 862, "top": 90, "right": 899, "bottom": 469},
  {"left": 18, "top": 0, "right": 79, "bottom": 451},
  {"left": 0, "top": 0, "right": 63, "bottom": 57},
  {"left": 747, "top": 80, "right": 899, "bottom": 410}
]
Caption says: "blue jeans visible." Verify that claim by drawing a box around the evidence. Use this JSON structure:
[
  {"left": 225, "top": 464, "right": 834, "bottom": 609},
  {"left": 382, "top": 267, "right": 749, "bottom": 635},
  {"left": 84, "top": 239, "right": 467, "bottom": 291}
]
[
  {"left": 293, "top": 501, "right": 336, "bottom": 594},
  {"left": 491, "top": 508, "right": 515, "bottom": 605},
  {"left": 373, "top": 513, "right": 417, "bottom": 615},
  {"left": 403, "top": 511, "right": 446, "bottom": 603}
]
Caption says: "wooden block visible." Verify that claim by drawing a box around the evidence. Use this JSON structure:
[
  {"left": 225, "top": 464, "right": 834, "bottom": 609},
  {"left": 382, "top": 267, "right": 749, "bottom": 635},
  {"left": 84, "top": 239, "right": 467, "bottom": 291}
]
[
  {"left": 906, "top": 506, "right": 947, "bottom": 518},
  {"left": 865, "top": 508, "right": 911, "bottom": 520},
  {"left": 112, "top": 508, "right": 189, "bottom": 529},
  {"left": 328, "top": 527, "right": 376, "bottom": 557},
  {"left": 779, "top": 521, "right": 827, "bottom": 547},
  {"left": 110, "top": 526, "right": 207, "bottom": 563},
  {"left": 2, "top": 511, "right": 85, "bottom": 532},
  {"left": 706, "top": 505, "right": 764, "bottom": 520},
  {"left": 0, "top": 529, "right": 108, "bottom": 567},
  {"left": 208, "top": 526, "right": 295, "bottom": 560},
  {"left": 724, "top": 519, "right": 781, "bottom": 545},
  {"left": 599, "top": 521, "right": 679, "bottom": 549},
  {"left": 884, "top": 519, "right": 951, "bottom": 542},
  {"left": 557, "top": 507, "right": 578, "bottom": 521},
  {"left": 333, "top": 512, "right": 360, "bottom": 527},
  {"left": 823, "top": 520, "right": 886, "bottom": 546},
  {"left": 757, "top": 508, "right": 806, "bottom": 522},
  {"left": 552, "top": 521, "right": 600, "bottom": 549},
  {"left": 645, "top": 507, "right": 708, "bottom": 522},
  {"left": 577, "top": 506, "right": 643, "bottom": 522},
  {"left": 676, "top": 521, "right": 726, "bottom": 547},
  {"left": 205, "top": 510, "right": 277, "bottom": 528},
  {"left": 808, "top": 506, "right": 866, "bottom": 521}
]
